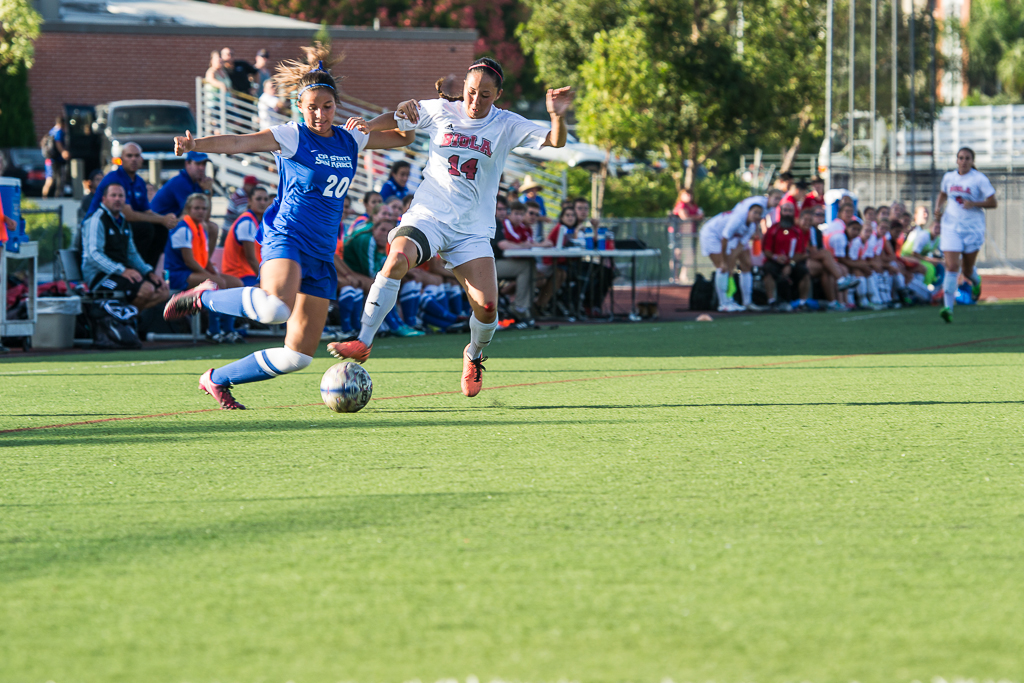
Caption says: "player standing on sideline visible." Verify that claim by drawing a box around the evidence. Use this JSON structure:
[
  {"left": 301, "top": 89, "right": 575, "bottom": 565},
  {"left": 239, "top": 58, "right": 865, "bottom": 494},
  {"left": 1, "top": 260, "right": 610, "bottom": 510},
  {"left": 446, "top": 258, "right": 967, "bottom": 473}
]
[
  {"left": 934, "top": 147, "right": 997, "bottom": 323},
  {"left": 162, "top": 45, "right": 415, "bottom": 409},
  {"left": 328, "top": 58, "right": 573, "bottom": 397}
]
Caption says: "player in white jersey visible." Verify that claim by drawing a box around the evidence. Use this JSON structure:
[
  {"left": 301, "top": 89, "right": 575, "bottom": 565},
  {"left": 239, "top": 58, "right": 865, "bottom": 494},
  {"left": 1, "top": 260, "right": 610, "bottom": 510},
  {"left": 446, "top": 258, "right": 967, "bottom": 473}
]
[
  {"left": 934, "top": 147, "right": 997, "bottom": 322},
  {"left": 698, "top": 196, "right": 765, "bottom": 312},
  {"left": 329, "top": 58, "right": 573, "bottom": 396}
]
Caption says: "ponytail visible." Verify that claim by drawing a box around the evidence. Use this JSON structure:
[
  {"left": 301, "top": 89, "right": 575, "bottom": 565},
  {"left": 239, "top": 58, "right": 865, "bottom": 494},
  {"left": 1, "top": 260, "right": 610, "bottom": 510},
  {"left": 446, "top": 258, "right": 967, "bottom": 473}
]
[{"left": 275, "top": 43, "right": 342, "bottom": 103}]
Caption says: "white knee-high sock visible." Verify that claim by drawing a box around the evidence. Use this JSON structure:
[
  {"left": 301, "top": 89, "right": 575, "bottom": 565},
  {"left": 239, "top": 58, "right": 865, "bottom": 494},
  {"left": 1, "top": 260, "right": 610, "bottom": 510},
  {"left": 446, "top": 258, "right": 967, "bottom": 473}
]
[
  {"left": 714, "top": 270, "right": 730, "bottom": 307},
  {"left": 358, "top": 273, "right": 401, "bottom": 346},
  {"left": 866, "top": 273, "right": 881, "bottom": 304},
  {"left": 466, "top": 314, "right": 498, "bottom": 359},
  {"left": 739, "top": 271, "right": 753, "bottom": 306},
  {"left": 856, "top": 276, "right": 868, "bottom": 304},
  {"left": 943, "top": 269, "right": 960, "bottom": 310},
  {"left": 895, "top": 272, "right": 906, "bottom": 289}
]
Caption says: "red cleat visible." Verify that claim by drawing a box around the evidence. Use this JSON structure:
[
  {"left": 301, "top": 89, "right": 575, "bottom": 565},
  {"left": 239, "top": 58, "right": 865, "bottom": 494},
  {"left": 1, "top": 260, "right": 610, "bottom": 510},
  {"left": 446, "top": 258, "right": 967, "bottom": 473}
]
[
  {"left": 199, "top": 368, "right": 246, "bottom": 410},
  {"left": 164, "top": 279, "right": 217, "bottom": 321},
  {"left": 327, "top": 336, "right": 372, "bottom": 364},
  {"left": 461, "top": 345, "right": 487, "bottom": 397}
]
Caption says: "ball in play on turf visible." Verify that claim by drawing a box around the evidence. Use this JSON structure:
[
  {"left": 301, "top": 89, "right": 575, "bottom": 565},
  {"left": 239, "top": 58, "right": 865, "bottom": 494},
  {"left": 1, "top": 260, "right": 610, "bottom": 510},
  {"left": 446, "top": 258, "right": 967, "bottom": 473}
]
[{"left": 320, "top": 362, "right": 373, "bottom": 413}]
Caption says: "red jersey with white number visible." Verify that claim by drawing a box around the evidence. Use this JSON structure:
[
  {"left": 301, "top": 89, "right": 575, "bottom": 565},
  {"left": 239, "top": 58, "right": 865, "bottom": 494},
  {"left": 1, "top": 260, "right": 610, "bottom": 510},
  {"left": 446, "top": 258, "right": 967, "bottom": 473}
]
[{"left": 396, "top": 99, "right": 549, "bottom": 236}]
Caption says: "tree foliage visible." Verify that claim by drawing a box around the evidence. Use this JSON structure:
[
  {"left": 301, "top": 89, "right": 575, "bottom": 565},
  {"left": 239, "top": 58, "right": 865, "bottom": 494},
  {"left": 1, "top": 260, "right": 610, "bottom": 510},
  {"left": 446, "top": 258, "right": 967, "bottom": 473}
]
[
  {"left": 0, "top": 0, "right": 41, "bottom": 74},
  {"left": 0, "top": 63, "right": 35, "bottom": 147},
  {"left": 964, "top": 0, "right": 1024, "bottom": 100},
  {"left": 208, "top": 0, "right": 541, "bottom": 99}
]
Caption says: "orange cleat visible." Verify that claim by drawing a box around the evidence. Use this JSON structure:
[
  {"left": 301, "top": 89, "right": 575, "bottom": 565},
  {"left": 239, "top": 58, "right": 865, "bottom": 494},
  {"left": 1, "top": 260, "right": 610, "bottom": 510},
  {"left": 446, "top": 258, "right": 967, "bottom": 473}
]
[
  {"left": 461, "top": 345, "right": 487, "bottom": 397},
  {"left": 328, "top": 336, "right": 372, "bottom": 364}
]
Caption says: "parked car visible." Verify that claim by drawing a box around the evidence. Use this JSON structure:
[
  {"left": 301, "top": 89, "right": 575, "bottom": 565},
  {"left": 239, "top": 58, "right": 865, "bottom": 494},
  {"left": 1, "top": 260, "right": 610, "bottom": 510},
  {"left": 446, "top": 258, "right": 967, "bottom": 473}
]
[
  {"left": 1, "top": 148, "right": 47, "bottom": 197},
  {"left": 95, "top": 100, "right": 197, "bottom": 174},
  {"left": 513, "top": 121, "right": 632, "bottom": 174}
]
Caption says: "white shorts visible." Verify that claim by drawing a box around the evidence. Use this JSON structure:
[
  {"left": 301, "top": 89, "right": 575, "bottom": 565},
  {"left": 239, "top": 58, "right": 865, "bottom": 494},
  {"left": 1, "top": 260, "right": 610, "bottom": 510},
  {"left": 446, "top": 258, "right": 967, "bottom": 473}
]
[
  {"left": 940, "top": 224, "right": 985, "bottom": 254},
  {"left": 390, "top": 214, "right": 494, "bottom": 270},
  {"left": 699, "top": 229, "right": 724, "bottom": 256}
]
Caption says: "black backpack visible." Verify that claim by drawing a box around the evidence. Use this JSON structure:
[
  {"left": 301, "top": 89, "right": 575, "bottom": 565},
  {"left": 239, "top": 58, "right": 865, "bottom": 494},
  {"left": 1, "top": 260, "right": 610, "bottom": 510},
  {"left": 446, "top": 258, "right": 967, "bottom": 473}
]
[
  {"left": 689, "top": 273, "right": 717, "bottom": 311},
  {"left": 40, "top": 134, "right": 58, "bottom": 160},
  {"left": 90, "top": 300, "right": 142, "bottom": 349}
]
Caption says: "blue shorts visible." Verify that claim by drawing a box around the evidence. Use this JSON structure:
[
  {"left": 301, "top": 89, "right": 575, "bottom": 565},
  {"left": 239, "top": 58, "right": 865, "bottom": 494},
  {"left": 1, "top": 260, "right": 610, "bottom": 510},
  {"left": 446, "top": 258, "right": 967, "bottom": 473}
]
[
  {"left": 44, "top": 158, "right": 63, "bottom": 179},
  {"left": 240, "top": 274, "right": 259, "bottom": 287},
  {"left": 260, "top": 235, "right": 336, "bottom": 300},
  {"left": 168, "top": 269, "right": 192, "bottom": 291}
]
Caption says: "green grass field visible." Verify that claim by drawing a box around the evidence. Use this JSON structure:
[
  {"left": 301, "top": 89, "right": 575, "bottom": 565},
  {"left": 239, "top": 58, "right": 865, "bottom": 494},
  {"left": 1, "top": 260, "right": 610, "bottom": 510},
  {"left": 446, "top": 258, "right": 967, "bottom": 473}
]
[{"left": 2, "top": 303, "right": 1023, "bottom": 683}]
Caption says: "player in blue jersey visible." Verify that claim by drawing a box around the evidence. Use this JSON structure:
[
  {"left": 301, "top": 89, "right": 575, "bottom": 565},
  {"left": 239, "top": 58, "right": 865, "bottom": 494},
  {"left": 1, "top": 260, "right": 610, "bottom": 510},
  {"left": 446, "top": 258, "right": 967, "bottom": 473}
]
[{"left": 163, "top": 45, "right": 414, "bottom": 409}]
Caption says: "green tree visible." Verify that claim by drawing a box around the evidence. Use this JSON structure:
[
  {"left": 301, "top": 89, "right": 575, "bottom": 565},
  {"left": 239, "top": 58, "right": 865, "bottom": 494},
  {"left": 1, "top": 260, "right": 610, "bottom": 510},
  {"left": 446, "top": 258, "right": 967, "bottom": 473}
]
[
  {"left": 0, "top": 0, "right": 40, "bottom": 147},
  {"left": 0, "top": 0, "right": 41, "bottom": 74},
  {"left": 964, "top": 0, "right": 1024, "bottom": 100}
]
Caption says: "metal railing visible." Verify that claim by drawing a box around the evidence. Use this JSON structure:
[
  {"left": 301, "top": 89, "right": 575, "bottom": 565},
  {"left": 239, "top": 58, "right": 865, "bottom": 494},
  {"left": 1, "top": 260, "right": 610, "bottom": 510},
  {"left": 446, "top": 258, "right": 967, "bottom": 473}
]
[{"left": 195, "top": 78, "right": 566, "bottom": 212}]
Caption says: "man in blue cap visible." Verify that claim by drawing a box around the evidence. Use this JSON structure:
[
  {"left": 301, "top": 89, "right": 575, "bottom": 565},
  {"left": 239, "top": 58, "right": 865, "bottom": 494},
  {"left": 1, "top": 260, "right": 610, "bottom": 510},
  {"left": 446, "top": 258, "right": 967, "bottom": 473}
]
[
  {"left": 151, "top": 151, "right": 214, "bottom": 217},
  {"left": 87, "top": 142, "right": 179, "bottom": 268}
]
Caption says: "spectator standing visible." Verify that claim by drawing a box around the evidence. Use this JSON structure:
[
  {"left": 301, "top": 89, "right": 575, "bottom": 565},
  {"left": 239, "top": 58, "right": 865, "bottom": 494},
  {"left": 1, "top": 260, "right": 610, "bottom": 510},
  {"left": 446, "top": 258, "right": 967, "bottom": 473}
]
[
  {"left": 221, "top": 47, "right": 257, "bottom": 94},
  {"left": 379, "top": 160, "right": 411, "bottom": 203},
  {"left": 41, "top": 115, "right": 70, "bottom": 197},
  {"left": 671, "top": 188, "right": 703, "bottom": 284},
  {"left": 78, "top": 168, "right": 105, "bottom": 227},
  {"left": 775, "top": 179, "right": 810, "bottom": 221},
  {"left": 223, "top": 175, "right": 257, "bottom": 231},
  {"left": 253, "top": 49, "right": 273, "bottom": 93},
  {"left": 88, "top": 142, "right": 178, "bottom": 267},
  {"left": 205, "top": 51, "right": 231, "bottom": 90},
  {"left": 804, "top": 176, "right": 826, "bottom": 210},
  {"left": 81, "top": 183, "right": 169, "bottom": 310},
  {"left": 258, "top": 79, "right": 289, "bottom": 130},
  {"left": 519, "top": 176, "right": 547, "bottom": 218}
]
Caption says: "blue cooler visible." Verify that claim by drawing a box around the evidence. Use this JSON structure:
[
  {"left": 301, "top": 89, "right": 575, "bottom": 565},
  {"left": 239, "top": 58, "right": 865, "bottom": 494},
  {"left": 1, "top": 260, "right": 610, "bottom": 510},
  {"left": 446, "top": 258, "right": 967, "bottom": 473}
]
[{"left": 0, "top": 177, "right": 25, "bottom": 253}]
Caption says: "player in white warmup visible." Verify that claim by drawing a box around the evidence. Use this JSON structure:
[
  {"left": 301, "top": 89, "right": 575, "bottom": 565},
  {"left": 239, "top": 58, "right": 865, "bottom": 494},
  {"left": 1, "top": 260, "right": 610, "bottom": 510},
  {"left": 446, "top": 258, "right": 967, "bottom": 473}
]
[
  {"left": 698, "top": 196, "right": 767, "bottom": 312},
  {"left": 934, "top": 146, "right": 997, "bottom": 323},
  {"left": 329, "top": 58, "right": 573, "bottom": 396}
]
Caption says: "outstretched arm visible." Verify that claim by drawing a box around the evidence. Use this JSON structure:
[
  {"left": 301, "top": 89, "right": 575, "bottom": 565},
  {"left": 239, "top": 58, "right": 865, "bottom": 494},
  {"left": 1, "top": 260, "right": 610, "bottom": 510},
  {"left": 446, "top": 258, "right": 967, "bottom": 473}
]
[
  {"left": 174, "top": 129, "right": 280, "bottom": 156},
  {"left": 344, "top": 116, "right": 416, "bottom": 150},
  {"left": 542, "top": 87, "right": 573, "bottom": 149}
]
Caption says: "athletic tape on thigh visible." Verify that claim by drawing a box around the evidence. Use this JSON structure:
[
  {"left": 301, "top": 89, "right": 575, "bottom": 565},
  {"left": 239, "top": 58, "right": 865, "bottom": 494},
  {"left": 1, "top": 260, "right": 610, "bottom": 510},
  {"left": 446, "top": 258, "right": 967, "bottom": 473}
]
[{"left": 393, "top": 226, "right": 431, "bottom": 267}]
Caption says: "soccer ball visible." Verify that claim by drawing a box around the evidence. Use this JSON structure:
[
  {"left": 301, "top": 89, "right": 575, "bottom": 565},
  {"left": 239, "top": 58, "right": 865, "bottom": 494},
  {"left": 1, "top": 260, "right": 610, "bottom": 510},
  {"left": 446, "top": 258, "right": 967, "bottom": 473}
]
[{"left": 320, "top": 362, "right": 373, "bottom": 413}]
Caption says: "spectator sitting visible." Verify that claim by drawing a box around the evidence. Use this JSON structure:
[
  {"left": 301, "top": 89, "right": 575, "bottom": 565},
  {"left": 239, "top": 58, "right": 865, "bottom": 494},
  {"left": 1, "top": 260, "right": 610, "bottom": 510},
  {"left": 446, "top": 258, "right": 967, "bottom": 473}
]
[
  {"left": 164, "top": 193, "right": 244, "bottom": 343},
  {"left": 384, "top": 196, "right": 404, "bottom": 219},
  {"left": 223, "top": 175, "right": 257, "bottom": 231},
  {"left": 342, "top": 209, "right": 423, "bottom": 337},
  {"left": 253, "top": 48, "right": 273, "bottom": 94},
  {"left": 762, "top": 188, "right": 785, "bottom": 228},
  {"left": 222, "top": 185, "right": 271, "bottom": 287},
  {"left": 221, "top": 47, "right": 257, "bottom": 94},
  {"left": 379, "top": 160, "right": 411, "bottom": 204},
  {"left": 863, "top": 205, "right": 877, "bottom": 228},
  {"left": 88, "top": 142, "right": 178, "bottom": 268},
  {"left": 519, "top": 176, "right": 548, "bottom": 220},
  {"left": 802, "top": 204, "right": 857, "bottom": 310},
  {"left": 78, "top": 168, "right": 105, "bottom": 227},
  {"left": 258, "top": 79, "right": 289, "bottom": 131},
  {"left": 151, "top": 151, "right": 217, "bottom": 247},
  {"left": 804, "top": 176, "right": 826, "bottom": 209},
  {"left": 348, "top": 191, "right": 382, "bottom": 236},
  {"left": 402, "top": 193, "right": 414, "bottom": 215},
  {"left": 82, "top": 183, "right": 169, "bottom": 310},
  {"left": 762, "top": 200, "right": 811, "bottom": 309},
  {"left": 42, "top": 114, "right": 70, "bottom": 198},
  {"left": 536, "top": 205, "right": 579, "bottom": 312},
  {"left": 525, "top": 200, "right": 544, "bottom": 241},
  {"left": 830, "top": 218, "right": 882, "bottom": 308},
  {"left": 493, "top": 196, "right": 542, "bottom": 321},
  {"left": 574, "top": 196, "right": 599, "bottom": 230}
]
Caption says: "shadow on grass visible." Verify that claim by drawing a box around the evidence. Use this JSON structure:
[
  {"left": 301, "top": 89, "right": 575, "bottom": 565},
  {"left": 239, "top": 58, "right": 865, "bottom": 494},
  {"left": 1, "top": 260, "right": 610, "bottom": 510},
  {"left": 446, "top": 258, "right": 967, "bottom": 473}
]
[{"left": 0, "top": 490, "right": 511, "bottom": 580}]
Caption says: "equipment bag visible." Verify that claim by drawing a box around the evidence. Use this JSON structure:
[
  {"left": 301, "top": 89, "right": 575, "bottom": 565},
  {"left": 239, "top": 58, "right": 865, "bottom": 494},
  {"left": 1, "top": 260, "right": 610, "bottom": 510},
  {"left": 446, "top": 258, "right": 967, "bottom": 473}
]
[
  {"left": 90, "top": 300, "right": 142, "bottom": 349},
  {"left": 689, "top": 273, "right": 716, "bottom": 310},
  {"left": 40, "top": 134, "right": 58, "bottom": 159}
]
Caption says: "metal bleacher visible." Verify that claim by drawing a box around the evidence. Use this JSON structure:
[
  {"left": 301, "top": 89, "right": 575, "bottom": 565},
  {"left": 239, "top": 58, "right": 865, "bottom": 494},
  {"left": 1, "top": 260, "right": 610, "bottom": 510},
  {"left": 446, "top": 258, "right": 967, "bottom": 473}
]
[{"left": 195, "top": 78, "right": 566, "bottom": 211}]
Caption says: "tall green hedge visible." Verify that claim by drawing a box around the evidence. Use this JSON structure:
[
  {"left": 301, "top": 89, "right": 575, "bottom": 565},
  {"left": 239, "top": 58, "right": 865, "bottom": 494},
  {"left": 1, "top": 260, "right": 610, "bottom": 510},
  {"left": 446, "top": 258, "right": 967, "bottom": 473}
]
[{"left": 0, "top": 64, "right": 35, "bottom": 148}]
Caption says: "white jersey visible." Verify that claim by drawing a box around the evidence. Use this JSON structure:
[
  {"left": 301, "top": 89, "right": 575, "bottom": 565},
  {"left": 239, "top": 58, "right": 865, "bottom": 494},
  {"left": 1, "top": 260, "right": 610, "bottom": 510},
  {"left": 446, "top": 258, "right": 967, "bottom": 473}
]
[
  {"left": 940, "top": 168, "right": 994, "bottom": 236},
  {"left": 396, "top": 99, "right": 549, "bottom": 235},
  {"left": 827, "top": 230, "right": 851, "bottom": 259},
  {"left": 699, "top": 212, "right": 730, "bottom": 242}
]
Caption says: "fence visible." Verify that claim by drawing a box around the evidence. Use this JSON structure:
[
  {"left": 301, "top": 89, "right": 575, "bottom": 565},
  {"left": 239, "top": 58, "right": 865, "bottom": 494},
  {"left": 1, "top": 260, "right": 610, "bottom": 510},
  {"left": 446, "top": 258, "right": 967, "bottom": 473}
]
[{"left": 195, "top": 78, "right": 567, "bottom": 213}]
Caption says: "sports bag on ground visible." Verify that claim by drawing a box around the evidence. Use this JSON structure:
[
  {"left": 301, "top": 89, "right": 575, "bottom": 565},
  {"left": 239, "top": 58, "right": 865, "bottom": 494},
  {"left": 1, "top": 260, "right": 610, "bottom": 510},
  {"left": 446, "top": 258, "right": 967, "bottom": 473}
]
[
  {"left": 90, "top": 301, "right": 142, "bottom": 349},
  {"left": 689, "top": 273, "right": 717, "bottom": 310}
]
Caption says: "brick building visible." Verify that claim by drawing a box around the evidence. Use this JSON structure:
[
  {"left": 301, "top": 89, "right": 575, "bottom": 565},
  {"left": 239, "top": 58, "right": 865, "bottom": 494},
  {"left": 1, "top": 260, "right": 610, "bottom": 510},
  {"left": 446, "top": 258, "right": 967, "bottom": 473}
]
[{"left": 28, "top": 0, "right": 476, "bottom": 139}]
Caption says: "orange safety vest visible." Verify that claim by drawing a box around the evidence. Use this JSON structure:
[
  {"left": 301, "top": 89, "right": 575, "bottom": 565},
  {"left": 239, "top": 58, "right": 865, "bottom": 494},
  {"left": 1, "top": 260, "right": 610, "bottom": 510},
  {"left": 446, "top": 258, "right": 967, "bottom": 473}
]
[
  {"left": 0, "top": 201, "right": 8, "bottom": 243},
  {"left": 183, "top": 215, "right": 209, "bottom": 269},
  {"left": 223, "top": 211, "right": 261, "bottom": 278}
]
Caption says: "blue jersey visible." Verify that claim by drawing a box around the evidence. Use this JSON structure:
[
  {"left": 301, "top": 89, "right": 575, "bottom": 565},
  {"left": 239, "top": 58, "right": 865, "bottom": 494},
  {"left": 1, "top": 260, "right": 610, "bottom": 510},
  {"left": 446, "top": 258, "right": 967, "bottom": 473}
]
[
  {"left": 151, "top": 169, "right": 205, "bottom": 216},
  {"left": 261, "top": 121, "right": 368, "bottom": 261},
  {"left": 88, "top": 167, "right": 150, "bottom": 215}
]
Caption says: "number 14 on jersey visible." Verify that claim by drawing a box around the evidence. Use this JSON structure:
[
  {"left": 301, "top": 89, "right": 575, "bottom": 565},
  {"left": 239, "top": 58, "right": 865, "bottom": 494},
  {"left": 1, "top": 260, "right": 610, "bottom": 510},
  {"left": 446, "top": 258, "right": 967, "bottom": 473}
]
[{"left": 447, "top": 155, "right": 478, "bottom": 181}]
